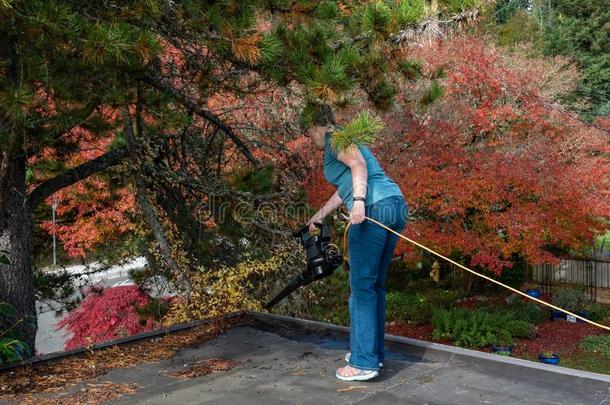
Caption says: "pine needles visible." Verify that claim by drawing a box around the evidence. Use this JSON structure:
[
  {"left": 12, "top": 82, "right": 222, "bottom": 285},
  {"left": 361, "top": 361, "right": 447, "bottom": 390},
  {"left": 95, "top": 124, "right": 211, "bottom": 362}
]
[
  {"left": 231, "top": 33, "right": 263, "bottom": 65},
  {"left": 331, "top": 110, "right": 384, "bottom": 151},
  {"left": 420, "top": 81, "right": 445, "bottom": 105}
]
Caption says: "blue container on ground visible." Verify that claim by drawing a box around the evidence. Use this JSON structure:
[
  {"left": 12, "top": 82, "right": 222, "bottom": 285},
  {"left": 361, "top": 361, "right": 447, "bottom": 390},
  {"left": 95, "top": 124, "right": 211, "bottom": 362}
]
[
  {"left": 525, "top": 289, "right": 542, "bottom": 299},
  {"left": 491, "top": 344, "right": 513, "bottom": 356},
  {"left": 550, "top": 309, "right": 567, "bottom": 320},
  {"left": 538, "top": 353, "right": 560, "bottom": 365}
]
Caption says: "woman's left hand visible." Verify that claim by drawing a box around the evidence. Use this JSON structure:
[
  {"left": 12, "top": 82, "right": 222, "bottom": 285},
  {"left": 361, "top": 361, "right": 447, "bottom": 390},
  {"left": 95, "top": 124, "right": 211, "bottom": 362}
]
[{"left": 350, "top": 200, "right": 365, "bottom": 224}]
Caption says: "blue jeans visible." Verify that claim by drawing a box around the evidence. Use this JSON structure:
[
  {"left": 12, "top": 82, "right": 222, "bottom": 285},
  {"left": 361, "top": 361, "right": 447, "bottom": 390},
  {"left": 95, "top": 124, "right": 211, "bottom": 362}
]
[{"left": 347, "top": 195, "right": 408, "bottom": 371}]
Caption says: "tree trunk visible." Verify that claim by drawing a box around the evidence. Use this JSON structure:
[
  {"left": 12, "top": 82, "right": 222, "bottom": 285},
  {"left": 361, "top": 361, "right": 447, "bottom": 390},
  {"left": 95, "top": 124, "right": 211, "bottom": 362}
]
[{"left": 0, "top": 152, "right": 37, "bottom": 351}]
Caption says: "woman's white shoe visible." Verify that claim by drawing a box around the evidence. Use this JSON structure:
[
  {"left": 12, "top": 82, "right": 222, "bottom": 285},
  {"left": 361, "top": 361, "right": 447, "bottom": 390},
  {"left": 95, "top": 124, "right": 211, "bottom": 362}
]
[
  {"left": 335, "top": 365, "right": 379, "bottom": 381},
  {"left": 345, "top": 352, "right": 383, "bottom": 368}
]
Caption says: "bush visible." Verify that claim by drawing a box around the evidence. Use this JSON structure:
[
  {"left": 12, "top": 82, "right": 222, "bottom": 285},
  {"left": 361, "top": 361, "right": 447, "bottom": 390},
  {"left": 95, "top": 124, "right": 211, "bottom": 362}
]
[
  {"left": 0, "top": 302, "right": 32, "bottom": 364},
  {"left": 386, "top": 260, "right": 430, "bottom": 292},
  {"left": 500, "top": 301, "right": 548, "bottom": 325},
  {"left": 579, "top": 335, "right": 610, "bottom": 356},
  {"left": 552, "top": 288, "right": 583, "bottom": 312},
  {"left": 136, "top": 297, "right": 171, "bottom": 321},
  {"left": 431, "top": 308, "right": 534, "bottom": 348},
  {"left": 432, "top": 308, "right": 502, "bottom": 347},
  {"left": 581, "top": 302, "right": 610, "bottom": 322},
  {"left": 386, "top": 289, "right": 464, "bottom": 325},
  {"left": 57, "top": 286, "right": 160, "bottom": 350},
  {"left": 496, "top": 10, "right": 542, "bottom": 47},
  {"left": 308, "top": 267, "right": 350, "bottom": 326},
  {"left": 505, "top": 320, "right": 535, "bottom": 339},
  {"left": 387, "top": 291, "right": 430, "bottom": 324},
  {"left": 550, "top": 288, "right": 609, "bottom": 321},
  {"left": 427, "top": 289, "right": 464, "bottom": 308}
]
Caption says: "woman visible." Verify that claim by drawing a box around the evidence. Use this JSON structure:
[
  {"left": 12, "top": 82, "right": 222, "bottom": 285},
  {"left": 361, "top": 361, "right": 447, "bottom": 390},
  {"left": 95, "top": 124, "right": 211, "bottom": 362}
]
[{"left": 305, "top": 105, "right": 408, "bottom": 381}]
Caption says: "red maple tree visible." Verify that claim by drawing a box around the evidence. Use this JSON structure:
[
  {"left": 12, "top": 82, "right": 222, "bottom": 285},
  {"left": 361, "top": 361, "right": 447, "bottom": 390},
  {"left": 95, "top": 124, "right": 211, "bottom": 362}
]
[
  {"left": 376, "top": 36, "right": 609, "bottom": 273},
  {"left": 57, "top": 285, "right": 160, "bottom": 350}
]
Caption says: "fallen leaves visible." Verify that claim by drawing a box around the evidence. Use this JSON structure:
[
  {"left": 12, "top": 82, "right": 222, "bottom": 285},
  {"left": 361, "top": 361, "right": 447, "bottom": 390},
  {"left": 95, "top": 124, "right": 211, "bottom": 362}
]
[
  {"left": 167, "top": 358, "right": 237, "bottom": 379},
  {"left": 10, "top": 382, "right": 138, "bottom": 405},
  {"left": 0, "top": 314, "right": 244, "bottom": 402}
]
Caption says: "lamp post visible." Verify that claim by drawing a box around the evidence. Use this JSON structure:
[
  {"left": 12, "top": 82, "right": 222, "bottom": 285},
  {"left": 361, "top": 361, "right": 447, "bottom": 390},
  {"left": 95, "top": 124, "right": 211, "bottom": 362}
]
[{"left": 52, "top": 195, "right": 57, "bottom": 267}]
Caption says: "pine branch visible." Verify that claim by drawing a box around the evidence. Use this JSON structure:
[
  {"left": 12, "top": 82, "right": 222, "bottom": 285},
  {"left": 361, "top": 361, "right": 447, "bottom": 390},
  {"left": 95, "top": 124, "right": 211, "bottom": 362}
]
[
  {"left": 27, "top": 146, "right": 128, "bottom": 211},
  {"left": 143, "top": 69, "right": 260, "bottom": 166},
  {"left": 331, "top": 111, "right": 384, "bottom": 151}
]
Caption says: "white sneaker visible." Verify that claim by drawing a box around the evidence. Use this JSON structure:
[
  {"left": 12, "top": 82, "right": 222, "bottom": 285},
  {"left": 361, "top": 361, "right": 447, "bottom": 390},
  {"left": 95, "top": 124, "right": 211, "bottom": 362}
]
[
  {"left": 335, "top": 365, "right": 379, "bottom": 381},
  {"left": 345, "top": 352, "right": 384, "bottom": 368}
]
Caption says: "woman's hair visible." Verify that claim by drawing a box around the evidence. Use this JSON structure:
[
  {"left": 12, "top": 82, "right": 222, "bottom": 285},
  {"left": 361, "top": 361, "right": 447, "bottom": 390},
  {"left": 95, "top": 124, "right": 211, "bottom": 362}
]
[{"left": 300, "top": 103, "right": 336, "bottom": 129}]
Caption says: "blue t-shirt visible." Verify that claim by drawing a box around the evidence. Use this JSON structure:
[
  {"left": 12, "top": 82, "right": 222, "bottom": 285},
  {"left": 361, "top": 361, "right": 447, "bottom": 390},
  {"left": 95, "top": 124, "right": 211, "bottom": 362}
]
[{"left": 323, "top": 132, "right": 403, "bottom": 210}]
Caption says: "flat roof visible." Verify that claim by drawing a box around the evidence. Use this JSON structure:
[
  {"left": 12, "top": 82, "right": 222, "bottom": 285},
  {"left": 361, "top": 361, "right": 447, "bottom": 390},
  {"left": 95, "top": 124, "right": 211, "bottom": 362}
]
[{"left": 4, "top": 312, "right": 610, "bottom": 404}]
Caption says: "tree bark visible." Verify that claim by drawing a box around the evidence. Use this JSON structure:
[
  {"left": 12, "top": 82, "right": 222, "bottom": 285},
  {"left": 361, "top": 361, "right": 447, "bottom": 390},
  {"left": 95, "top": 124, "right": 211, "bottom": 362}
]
[
  {"left": 122, "top": 107, "right": 183, "bottom": 279},
  {"left": 0, "top": 152, "right": 37, "bottom": 351}
]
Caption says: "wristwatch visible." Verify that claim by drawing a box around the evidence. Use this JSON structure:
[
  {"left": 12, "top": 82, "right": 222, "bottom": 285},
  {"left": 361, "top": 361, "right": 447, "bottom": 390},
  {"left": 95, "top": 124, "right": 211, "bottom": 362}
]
[{"left": 353, "top": 196, "right": 366, "bottom": 203}]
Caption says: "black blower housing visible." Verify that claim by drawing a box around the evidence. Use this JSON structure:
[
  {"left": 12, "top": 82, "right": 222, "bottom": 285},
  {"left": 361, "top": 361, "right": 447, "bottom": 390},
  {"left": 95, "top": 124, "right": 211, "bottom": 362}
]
[{"left": 264, "top": 223, "right": 343, "bottom": 309}]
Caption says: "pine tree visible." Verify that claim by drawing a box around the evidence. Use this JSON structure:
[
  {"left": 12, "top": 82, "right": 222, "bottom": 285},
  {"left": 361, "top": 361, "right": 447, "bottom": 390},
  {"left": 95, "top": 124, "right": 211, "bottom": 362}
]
[{"left": 0, "top": 0, "right": 467, "bottom": 354}]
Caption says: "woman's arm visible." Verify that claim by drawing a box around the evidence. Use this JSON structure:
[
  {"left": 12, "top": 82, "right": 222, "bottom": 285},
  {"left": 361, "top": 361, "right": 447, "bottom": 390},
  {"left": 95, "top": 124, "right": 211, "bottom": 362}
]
[
  {"left": 337, "top": 146, "right": 367, "bottom": 224},
  {"left": 308, "top": 190, "right": 342, "bottom": 230}
]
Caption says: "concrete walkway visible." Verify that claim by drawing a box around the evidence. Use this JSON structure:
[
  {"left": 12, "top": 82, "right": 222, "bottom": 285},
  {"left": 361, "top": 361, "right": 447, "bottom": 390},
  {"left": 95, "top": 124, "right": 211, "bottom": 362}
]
[{"left": 99, "top": 319, "right": 610, "bottom": 405}]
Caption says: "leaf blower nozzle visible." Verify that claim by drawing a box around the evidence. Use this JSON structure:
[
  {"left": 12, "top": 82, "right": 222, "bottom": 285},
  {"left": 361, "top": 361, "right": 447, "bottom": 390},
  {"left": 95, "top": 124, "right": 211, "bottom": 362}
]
[{"left": 264, "top": 223, "right": 343, "bottom": 309}]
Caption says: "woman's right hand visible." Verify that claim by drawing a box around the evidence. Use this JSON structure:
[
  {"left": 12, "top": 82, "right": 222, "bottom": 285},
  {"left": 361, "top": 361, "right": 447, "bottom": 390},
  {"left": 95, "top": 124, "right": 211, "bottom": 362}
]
[{"left": 307, "top": 218, "right": 319, "bottom": 233}]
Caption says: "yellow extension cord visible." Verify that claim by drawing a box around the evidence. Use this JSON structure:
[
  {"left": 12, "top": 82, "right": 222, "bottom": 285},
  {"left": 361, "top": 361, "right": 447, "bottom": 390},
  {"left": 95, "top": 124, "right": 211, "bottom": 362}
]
[{"left": 342, "top": 216, "right": 610, "bottom": 332}]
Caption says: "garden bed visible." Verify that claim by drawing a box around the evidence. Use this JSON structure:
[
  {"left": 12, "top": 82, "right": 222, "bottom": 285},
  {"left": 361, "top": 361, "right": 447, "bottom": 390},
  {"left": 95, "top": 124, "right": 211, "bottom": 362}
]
[
  {"left": 307, "top": 265, "right": 610, "bottom": 375},
  {"left": 387, "top": 318, "right": 610, "bottom": 374}
]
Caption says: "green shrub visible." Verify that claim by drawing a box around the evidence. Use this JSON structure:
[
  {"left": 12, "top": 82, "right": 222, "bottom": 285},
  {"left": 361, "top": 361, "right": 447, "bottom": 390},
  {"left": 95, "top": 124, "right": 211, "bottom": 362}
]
[
  {"left": 505, "top": 320, "right": 535, "bottom": 338},
  {"left": 496, "top": 10, "right": 541, "bottom": 47},
  {"left": 386, "top": 260, "right": 429, "bottom": 292},
  {"left": 552, "top": 288, "right": 584, "bottom": 312},
  {"left": 579, "top": 335, "right": 610, "bottom": 357},
  {"left": 0, "top": 302, "right": 32, "bottom": 364},
  {"left": 386, "top": 289, "right": 464, "bottom": 325},
  {"left": 136, "top": 297, "right": 170, "bottom": 322},
  {"left": 427, "top": 289, "right": 465, "bottom": 308},
  {"left": 581, "top": 302, "right": 610, "bottom": 322},
  {"left": 308, "top": 267, "right": 350, "bottom": 326},
  {"left": 432, "top": 308, "right": 500, "bottom": 347},
  {"left": 386, "top": 291, "right": 431, "bottom": 324},
  {"left": 431, "top": 308, "right": 534, "bottom": 348},
  {"left": 504, "top": 301, "right": 548, "bottom": 325}
]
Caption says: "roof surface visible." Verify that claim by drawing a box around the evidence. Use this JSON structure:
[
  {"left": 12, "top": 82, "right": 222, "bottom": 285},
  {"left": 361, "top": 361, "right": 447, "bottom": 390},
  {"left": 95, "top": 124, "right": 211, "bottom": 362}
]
[{"left": 95, "top": 313, "right": 610, "bottom": 405}]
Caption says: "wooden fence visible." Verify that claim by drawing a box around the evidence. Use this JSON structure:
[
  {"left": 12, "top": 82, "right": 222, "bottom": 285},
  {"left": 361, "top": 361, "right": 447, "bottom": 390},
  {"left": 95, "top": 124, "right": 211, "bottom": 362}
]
[{"left": 531, "top": 259, "right": 610, "bottom": 290}]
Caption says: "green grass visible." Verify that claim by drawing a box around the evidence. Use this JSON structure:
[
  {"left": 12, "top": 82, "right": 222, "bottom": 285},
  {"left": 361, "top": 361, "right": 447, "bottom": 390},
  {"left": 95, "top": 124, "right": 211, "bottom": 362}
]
[
  {"left": 579, "top": 335, "right": 610, "bottom": 357},
  {"left": 560, "top": 353, "right": 610, "bottom": 375}
]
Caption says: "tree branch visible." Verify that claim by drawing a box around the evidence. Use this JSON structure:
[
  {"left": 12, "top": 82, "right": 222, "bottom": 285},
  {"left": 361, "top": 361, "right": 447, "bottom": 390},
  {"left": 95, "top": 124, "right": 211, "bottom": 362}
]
[
  {"left": 142, "top": 69, "right": 260, "bottom": 166},
  {"left": 27, "top": 146, "right": 128, "bottom": 210},
  {"left": 122, "top": 105, "right": 184, "bottom": 282}
]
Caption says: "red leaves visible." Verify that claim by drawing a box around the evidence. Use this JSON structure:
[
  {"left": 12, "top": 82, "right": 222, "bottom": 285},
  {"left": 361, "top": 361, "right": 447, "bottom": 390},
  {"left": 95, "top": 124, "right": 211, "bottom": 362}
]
[
  {"left": 373, "top": 36, "right": 609, "bottom": 274},
  {"left": 57, "top": 286, "right": 160, "bottom": 350}
]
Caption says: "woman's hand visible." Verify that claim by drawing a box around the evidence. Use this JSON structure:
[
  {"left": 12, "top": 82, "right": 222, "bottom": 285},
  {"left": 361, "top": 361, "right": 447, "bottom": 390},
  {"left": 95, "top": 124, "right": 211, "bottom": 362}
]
[
  {"left": 350, "top": 200, "right": 365, "bottom": 224},
  {"left": 307, "top": 216, "right": 320, "bottom": 233},
  {"left": 307, "top": 191, "right": 343, "bottom": 232}
]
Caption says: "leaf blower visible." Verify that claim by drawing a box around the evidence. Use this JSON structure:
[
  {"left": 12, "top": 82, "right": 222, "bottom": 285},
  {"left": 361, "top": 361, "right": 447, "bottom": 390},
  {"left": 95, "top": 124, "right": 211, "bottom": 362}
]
[{"left": 264, "top": 223, "right": 343, "bottom": 309}]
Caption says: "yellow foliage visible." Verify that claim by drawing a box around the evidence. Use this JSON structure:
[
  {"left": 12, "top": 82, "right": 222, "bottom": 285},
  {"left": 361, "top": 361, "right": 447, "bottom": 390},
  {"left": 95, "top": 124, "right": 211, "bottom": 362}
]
[
  {"left": 310, "top": 84, "right": 339, "bottom": 103},
  {"left": 164, "top": 250, "right": 296, "bottom": 325},
  {"left": 231, "top": 33, "right": 262, "bottom": 65}
]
